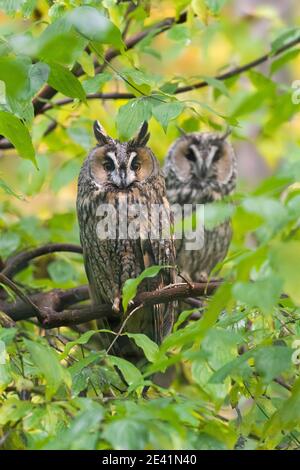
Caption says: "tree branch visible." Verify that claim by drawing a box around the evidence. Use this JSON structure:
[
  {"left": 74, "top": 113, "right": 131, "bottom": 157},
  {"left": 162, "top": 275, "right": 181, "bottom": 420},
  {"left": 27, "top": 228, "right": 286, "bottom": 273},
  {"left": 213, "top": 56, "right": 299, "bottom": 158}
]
[
  {"left": 24, "top": 34, "right": 300, "bottom": 121},
  {"left": 0, "top": 13, "right": 188, "bottom": 150},
  {"left": 0, "top": 273, "right": 43, "bottom": 320},
  {"left": 0, "top": 280, "right": 220, "bottom": 329},
  {"left": 2, "top": 243, "right": 82, "bottom": 279},
  {"left": 33, "top": 12, "right": 187, "bottom": 115},
  {"left": 175, "top": 35, "right": 300, "bottom": 94}
]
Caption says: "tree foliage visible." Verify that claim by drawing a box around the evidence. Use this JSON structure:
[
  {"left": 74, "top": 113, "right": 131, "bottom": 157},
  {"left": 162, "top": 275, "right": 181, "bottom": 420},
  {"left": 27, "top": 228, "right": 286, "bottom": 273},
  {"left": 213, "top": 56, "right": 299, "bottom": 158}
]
[{"left": 0, "top": 0, "right": 300, "bottom": 451}]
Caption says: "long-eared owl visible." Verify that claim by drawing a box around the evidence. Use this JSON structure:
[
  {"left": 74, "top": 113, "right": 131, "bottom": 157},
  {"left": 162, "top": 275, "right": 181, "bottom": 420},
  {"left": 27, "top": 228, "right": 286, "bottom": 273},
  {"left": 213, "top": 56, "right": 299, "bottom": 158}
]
[
  {"left": 77, "top": 121, "right": 176, "bottom": 363},
  {"left": 163, "top": 131, "right": 237, "bottom": 281}
]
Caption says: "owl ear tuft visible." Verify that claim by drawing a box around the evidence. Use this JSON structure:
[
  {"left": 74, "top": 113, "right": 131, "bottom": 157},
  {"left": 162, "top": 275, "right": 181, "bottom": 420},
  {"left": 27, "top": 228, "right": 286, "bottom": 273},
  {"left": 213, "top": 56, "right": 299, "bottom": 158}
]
[
  {"left": 131, "top": 121, "right": 150, "bottom": 147},
  {"left": 93, "top": 120, "right": 109, "bottom": 146},
  {"left": 220, "top": 127, "right": 232, "bottom": 141}
]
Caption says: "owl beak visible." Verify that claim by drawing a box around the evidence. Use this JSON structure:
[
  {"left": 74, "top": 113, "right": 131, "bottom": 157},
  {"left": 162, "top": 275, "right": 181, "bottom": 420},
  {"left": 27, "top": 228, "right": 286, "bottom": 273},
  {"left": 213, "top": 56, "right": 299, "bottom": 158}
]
[
  {"left": 119, "top": 169, "right": 127, "bottom": 189},
  {"left": 195, "top": 157, "right": 206, "bottom": 179}
]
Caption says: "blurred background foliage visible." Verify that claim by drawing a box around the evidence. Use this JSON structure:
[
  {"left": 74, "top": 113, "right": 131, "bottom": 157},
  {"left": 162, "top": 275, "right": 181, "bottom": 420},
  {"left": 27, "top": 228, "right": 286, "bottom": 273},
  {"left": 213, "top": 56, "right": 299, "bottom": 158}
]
[{"left": 0, "top": 0, "right": 300, "bottom": 451}]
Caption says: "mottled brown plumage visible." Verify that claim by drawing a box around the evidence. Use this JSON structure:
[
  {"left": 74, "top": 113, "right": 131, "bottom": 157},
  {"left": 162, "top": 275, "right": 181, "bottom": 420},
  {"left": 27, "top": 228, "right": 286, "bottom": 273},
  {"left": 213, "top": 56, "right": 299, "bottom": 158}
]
[
  {"left": 163, "top": 131, "right": 237, "bottom": 281},
  {"left": 77, "top": 122, "right": 176, "bottom": 363}
]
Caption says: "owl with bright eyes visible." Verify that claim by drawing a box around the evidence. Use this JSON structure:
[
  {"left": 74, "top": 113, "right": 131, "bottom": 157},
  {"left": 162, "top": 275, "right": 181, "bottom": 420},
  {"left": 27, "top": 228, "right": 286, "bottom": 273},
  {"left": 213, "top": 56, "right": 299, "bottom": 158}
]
[
  {"left": 77, "top": 121, "right": 176, "bottom": 363},
  {"left": 163, "top": 131, "right": 237, "bottom": 281}
]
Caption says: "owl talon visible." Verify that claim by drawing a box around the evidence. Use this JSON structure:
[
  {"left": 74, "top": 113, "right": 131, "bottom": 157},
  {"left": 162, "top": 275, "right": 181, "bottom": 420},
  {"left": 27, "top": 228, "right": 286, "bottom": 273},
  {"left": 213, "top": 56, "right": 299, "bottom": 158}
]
[
  {"left": 112, "top": 297, "right": 121, "bottom": 314},
  {"left": 198, "top": 272, "right": 208, "bottom": 283}
]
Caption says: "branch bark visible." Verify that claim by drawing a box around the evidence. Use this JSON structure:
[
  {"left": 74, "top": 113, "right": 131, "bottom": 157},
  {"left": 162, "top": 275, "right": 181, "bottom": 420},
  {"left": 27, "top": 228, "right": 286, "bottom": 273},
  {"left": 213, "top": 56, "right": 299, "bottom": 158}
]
[
  {"left": 1, "top": 14, "right": 298, "bottom": 150},
  {"left": 2, "top": 243, "right": 82, "bottom": 279},
  {"left": 11, "top": 33, "right": 299, "bottom": 128},
  {"left": 0, "top": 281, "right": 220, "bottom": 329}
]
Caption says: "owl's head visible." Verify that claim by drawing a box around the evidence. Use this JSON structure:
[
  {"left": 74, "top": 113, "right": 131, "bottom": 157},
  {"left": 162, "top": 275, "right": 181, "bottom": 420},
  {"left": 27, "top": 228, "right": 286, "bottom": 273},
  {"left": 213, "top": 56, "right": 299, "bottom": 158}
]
[
  {"left": 86, "top": 121, "right": 159, "bottom": 190},
  {"left": 166, "top": 130, "right": 236, "bottom": 196}
]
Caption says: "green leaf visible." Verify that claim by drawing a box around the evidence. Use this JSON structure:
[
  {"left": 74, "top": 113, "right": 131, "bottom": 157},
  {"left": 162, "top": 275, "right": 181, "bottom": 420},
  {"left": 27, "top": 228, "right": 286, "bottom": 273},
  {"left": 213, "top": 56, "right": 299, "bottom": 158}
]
[
  {"left": 0, "top": 232, "right": 20, "bottom": 258},
  {"left": 66, "top": 125, "right": 94, "bottom": 150},
  {"left": 167, "top": 25, "right": 190, "bottom": 42},
  {"left": 116, "top": 97, "right": 152, "bottom": 140},
  {"left": 69, "top": 6, "right": 123, "bottom": 49},
  {"left": 43, "top": 401, "right": 104, "bottom": 450},
  {"left": 125, "top": 333, "right": 160, "bottom": 362},
  {"left": 161, "top": 283, "right": 232, "bottom": 353},
  {"left": 47, "top": 259, "right": 74, "bottom": 284},
  {"left": 51, "top": 159, "right": 82, "bottom": 193},
  {"left": 82, "top": 72, "right": 112, "bottom": 94},
  {"left": 232, "top": 276, "right": 283, "bottom": 314},
  {"left": 201, "top": 76, "right": 230, "bottom": 97},
  {"left": 0, "top": 56, "right": 30, "bottom": 100},
  {"left": 0, "top": 111, "right": 36, "bottom": 165},
  {"left": 152, "top": 101, "right": 185, "bottom": 131},
  {"left": 47, "top": 62, "right": 86, "bottom": 100},
  {"left": 77, "top": 50, "right": 95, "bottom": 77},
  {"left": 69, "top": 352, "right": 103, "bottom": 378},
  {"left": 231, "top": 91, "right": 266, "bottom": 118},
  {"left": 204, "top": 201, "right": 235, "bottom": 230},
  {"left": 173, "top": 309, "right": 197, "bottom": 331},
  {"left": 270, "top": 49, "right": 300, "bottom": 75},
  {"left": 254, "top": 346, "right": 292, "bottom": 384},
  {"left": 0, "top": 327, "right": 18, "bottom": 345},
  {"left": 28, "top": 62, "right": 50, "bottom": 96},
  {"left": 202, "top": 328, "right": 242, "bottom": 370},
  {"left": 271, "top": 27, "right": 300, "bottom": 53},
  {"left": 103, "top": 419, "right": 148, "bottom": 450},
  {"left": 108, "top": 355, "right": 143, "bottom": 386},
  {"left": 122, "top": 69, "right": 153, "bottom": 96},
  {"left": 122, "top": 265, "right": 167, "bottom": 312},
  {"left": 191, "top": 358, "right": 229, "bottom": 405},
  {"left": 61, "top": 331, "right": 98, "bottom": 360},
  {"left": 209, "top": 351, "right": 253, "bottom": 384},
  {"left": 17, "top": 155, "right": 49, "bottom": 196},
  {"left": 24, "top": 339, "right": 71, "bottom": 399},
  {"left": 0, "top": 398, "right": 32, "bottom": 426},
  {"left": 205, "top": 0, "right": 228, "bottom": 15},
  {"left": 0, "top": 178, "right": 24, "bottom": 200},
  {"left": 270, "top": 241, "right": 300, "bottom": 305},
  {"left": 38, "top": 24, "right": 87, "bottom": 65},
  {"left": 264, "top": 378, "right": 300, "bottom": 439}
]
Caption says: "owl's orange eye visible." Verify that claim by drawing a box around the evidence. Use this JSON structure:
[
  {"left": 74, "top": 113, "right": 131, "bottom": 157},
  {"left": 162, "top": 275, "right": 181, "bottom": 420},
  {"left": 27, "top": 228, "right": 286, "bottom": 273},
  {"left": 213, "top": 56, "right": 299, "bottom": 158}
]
[
  {"left": 103, "top": 158, "right": 115, "bottom": 172},
  {"left": 131, "top": 157, "right": 141, "bottom": 171}
]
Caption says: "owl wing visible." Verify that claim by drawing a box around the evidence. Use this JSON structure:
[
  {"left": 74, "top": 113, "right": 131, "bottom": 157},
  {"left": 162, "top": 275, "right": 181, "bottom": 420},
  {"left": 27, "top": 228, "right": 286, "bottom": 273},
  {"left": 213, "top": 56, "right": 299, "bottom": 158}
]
[{"left": 137, "top": 195, "right": 176, "bottom": 344}]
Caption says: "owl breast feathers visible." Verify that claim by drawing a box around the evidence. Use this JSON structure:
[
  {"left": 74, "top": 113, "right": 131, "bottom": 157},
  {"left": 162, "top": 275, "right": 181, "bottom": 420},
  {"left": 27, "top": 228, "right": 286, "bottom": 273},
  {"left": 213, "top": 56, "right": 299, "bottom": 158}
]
[
  {"left": 77, "top": 121, "right": 176, "bottom": 363},
  {"left": 163, "top": 131, "right": 237, "bottom": 281}
]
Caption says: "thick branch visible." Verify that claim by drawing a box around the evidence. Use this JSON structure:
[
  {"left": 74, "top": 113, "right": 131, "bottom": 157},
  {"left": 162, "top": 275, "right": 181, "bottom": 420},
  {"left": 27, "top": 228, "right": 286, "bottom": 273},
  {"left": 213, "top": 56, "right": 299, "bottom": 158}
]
[
  {"left": 0, "top": 285, "right": 89, "bottom": 322},
  {"left": 1, "top": 281, "right": 220, "bottom": 328},
  {"left": 2, "top": 243, "right": 82, "bottom": 279},
  {"left": 0, "top": 273, "right": 42, "bottom": 319}
]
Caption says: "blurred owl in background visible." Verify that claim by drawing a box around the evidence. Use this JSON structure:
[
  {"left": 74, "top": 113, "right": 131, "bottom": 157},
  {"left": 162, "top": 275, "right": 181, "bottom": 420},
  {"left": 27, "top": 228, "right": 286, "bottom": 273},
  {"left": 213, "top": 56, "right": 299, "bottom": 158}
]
[
  {"left": 163, "top": 131, "right": 237, "bottom": 281},
  {"left": 77, "top": 121, "right": 176, "bottom": 364}
]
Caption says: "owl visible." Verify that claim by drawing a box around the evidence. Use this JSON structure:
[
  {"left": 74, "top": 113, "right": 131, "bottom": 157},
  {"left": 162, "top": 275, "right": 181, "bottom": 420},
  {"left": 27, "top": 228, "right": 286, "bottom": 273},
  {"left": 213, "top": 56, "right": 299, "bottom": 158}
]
[
  {"left": 163, "top": 131, "right": 237, "bottom": 281},
  {"left": 77, "top": 121, "right": 176, "bottom": 364}
]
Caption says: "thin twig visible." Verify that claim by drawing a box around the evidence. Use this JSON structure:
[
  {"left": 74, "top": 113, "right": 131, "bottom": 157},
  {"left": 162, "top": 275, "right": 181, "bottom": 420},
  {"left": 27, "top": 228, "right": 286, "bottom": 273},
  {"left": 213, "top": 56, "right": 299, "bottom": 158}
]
[{"left": 106, "top": 304, "right": 144, "bottom": 354}]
